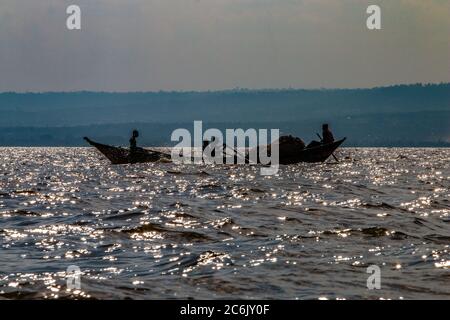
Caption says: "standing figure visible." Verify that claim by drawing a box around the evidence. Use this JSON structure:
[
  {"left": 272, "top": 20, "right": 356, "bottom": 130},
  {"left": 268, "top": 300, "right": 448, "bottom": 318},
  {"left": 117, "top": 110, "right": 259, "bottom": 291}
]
[{"left": 130, "top": 129, "right": 139, "bottom": 153}]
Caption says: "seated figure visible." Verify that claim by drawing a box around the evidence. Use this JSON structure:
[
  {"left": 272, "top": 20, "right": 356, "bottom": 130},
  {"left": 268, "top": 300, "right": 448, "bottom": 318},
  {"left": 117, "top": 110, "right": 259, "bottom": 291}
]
[
  {"left": 322, "top": 124, "right": 335, "bottom": 144},
  {"left": 307, "top": 123, "right": 335, "bottom": 148}
]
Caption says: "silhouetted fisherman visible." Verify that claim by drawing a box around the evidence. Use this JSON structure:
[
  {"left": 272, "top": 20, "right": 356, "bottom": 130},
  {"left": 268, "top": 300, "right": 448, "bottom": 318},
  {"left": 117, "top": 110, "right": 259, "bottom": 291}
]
[
  {"left": 130, "top": 129, "right": 140, "bottom": 155},
  {"left": 307, "top": 123, "right": 335, "bottom": 148},
  {"left": 322, "top": 123, "right": 335, "bottom": 144}
]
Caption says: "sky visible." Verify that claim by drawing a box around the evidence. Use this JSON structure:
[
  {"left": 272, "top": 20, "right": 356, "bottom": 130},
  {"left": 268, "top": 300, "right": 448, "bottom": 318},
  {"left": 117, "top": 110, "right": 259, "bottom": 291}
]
[{"left": 0, "top": 0, "right": 449, "bottom": 92}]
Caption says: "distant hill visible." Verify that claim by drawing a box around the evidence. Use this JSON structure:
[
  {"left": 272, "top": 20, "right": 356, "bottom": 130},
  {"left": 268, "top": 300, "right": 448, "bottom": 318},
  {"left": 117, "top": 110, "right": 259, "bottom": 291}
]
[{"left": 0, "top": 83, "right": 448, "bottom": 146}]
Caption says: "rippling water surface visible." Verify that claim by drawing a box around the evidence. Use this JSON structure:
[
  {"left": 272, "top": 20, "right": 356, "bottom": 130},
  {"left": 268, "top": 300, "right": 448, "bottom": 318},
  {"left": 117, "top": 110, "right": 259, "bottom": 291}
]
[{"left": 0, "top": 147, "right": 449, "bottom": 299}]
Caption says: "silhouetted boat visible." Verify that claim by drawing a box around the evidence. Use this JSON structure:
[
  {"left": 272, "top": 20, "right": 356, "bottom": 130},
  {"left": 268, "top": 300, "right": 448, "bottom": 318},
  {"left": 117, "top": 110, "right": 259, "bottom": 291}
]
[
  {"left": 84, "top": 137, "right": 345, "bottom": 165},
  {"left": 205, "top": 138, "right": 346, "bottom": 165},
  {"left": 84, "top": 137, "right": 171, "bottom": 164},
  {"left": 276, "top": 138, "right": 346, "bottom": 164}
]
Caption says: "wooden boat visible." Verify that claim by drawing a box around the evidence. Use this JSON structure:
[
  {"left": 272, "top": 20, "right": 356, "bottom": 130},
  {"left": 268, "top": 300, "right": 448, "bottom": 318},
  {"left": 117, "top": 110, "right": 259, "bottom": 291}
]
[
  {"left": 84, "top": 137, "right": 345, "bottom": 165},
  {"left": 276, "top": 138, "right": 346, "bottom": 164},
  {"left": 204, "top": 137, "right": 346, "bottom": 165},
  {"left": 84, "top": 137, "right": 171, "bottom": 164}
]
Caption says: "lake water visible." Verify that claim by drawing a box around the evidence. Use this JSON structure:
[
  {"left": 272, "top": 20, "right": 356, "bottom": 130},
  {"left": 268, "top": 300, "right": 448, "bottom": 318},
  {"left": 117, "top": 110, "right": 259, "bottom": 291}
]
[{"left": 0, "top": 147, "right": 449, "bottom": 299}]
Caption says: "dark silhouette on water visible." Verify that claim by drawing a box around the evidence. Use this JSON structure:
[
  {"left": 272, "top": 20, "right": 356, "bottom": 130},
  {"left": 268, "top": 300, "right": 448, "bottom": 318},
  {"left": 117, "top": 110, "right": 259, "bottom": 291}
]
[
  {"left": 129, "top": 129, "right": 139, "bottom": 154},
  {"left": 84, "top": 124, "right": 345, "bottom": 165},
  {"left": 315, "top": 124, "right": 338, "bottom": 162},
  {"left": 84, "top": 135, "right": 345, "bottom": 165},
  {"left": 128, "top": 129, "right": 152, "bottom": 161},
  {"left": 272, "top": 136, "right": 345, "bottom": 164},
  {"left": 307, "top": 123, "right": 335, "bottom": 148},
  {"left": 84, "top": 133, "right": 170, "bottom": 164},
  {"left": 322, "top": 123, "right": 334, "bottom": 144}
]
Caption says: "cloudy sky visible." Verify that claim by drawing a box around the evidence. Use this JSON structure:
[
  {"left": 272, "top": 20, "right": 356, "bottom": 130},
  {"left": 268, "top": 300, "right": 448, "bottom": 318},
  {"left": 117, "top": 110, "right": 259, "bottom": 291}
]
[{"left": 0, "top": 0, "right": 449, "bottom": 92}]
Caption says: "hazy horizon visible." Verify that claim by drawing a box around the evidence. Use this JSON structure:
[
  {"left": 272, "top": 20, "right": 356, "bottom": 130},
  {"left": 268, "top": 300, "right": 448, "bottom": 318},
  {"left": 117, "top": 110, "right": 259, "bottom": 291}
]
[
  {"left": 1, "top": 82, "right": 448, "bottom": 94},
  {"left": 1, "top": 0, "right": 449, "bottom": 92}
]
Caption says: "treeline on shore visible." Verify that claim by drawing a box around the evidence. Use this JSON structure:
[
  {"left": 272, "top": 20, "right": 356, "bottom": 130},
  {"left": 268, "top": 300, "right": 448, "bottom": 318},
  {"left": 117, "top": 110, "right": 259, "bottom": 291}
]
[{"left": 0, "top": 83, "right": 448, "bottom": 147}]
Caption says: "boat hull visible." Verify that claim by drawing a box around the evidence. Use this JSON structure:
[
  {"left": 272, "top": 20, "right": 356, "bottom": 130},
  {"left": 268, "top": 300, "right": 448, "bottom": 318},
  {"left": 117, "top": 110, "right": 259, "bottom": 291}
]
[
  {"left": 84, "top": 137, "right": 345, "bottom": 165},
  {"left": 84, "top": 137, "right": 170, "bottom": 164},
  {"left": 277, "top": 138, "right": 346, "bottom": 164}
]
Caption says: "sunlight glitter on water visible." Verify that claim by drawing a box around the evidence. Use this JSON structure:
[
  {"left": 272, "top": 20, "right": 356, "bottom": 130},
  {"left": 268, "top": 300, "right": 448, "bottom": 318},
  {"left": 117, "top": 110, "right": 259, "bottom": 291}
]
[{"left": 0, "top": 147, "right": 449, "bottom": 299}]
